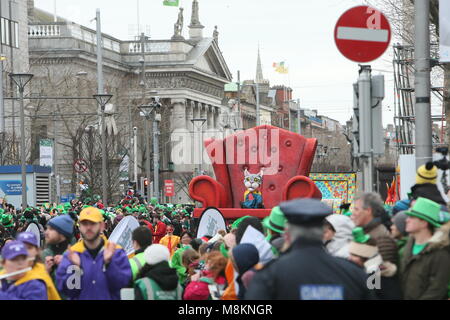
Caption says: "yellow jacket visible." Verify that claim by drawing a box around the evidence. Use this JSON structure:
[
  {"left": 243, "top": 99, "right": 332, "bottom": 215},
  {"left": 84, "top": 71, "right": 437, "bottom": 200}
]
[
  {"left": 159, "top": 235, "right": 180, "bottom": 257},
  {"left": 1, "top": 262, "right": 61, "bottom": 300}
]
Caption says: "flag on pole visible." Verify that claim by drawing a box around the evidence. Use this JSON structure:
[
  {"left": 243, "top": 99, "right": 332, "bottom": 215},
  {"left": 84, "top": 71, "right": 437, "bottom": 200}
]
[
  {"left": 273, "top": 61, "right": 288, "bottom": 74},
  {"left": 163, "top": 0, "right": 179, "bottom": 6}
]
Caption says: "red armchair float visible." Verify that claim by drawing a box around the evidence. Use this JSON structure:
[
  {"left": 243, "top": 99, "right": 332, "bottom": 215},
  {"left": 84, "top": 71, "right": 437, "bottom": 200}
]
[{"left": 189, "top": 125, "right": 322, "bottom": 219}]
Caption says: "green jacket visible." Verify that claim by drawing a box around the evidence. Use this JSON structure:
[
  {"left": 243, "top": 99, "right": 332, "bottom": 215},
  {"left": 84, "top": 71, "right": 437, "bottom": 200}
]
[
  {"left": 129, "top": 252, "right": 146, "bottom": 281},
  {"left": 135, "top": 277, "right": 182, "bottom": 300},
  {"left": 170, "top": 246, "right": 190, "bottom": 284},
  {"left": 400, "top": 224, "right": 450, "bottom": 300}
]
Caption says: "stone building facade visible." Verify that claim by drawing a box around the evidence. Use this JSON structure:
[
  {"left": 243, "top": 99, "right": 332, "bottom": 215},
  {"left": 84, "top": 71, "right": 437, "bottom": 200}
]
[
  {"left": 24, "top": 0, "right": 232, "bottom": 204},
  {"left": 0, "top": 0, "right": 31, "bottom": 166}
]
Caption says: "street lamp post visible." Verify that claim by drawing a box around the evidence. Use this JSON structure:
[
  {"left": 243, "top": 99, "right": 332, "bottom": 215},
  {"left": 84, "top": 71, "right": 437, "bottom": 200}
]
[
  {"left": 93, "top": 93, "right": 113, "bottom": 207},
  {"left": 9, "top": 73, "right": 33, "bottom": 209},
  {"left": 191, "top": 118, "right": 207, "bottom": 176},
  {"left": 139, "top": 100, "right": 161, "bottom": 201}
]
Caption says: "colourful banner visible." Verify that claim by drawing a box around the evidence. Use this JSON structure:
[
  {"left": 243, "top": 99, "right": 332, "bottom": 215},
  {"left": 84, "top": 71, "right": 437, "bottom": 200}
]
[{"left": 310, "top": 173, "right": 357, "bottom": 213}]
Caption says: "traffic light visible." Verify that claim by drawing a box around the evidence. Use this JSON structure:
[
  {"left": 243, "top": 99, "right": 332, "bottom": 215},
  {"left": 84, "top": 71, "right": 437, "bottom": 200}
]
[{"left": 143, "top": 178, "right": 149, "bottom": 198}]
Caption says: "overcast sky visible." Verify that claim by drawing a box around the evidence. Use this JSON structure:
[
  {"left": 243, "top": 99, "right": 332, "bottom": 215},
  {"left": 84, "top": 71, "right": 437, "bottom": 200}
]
[{"left": 34, "top": 0, "right": 405, "bottom": 125}]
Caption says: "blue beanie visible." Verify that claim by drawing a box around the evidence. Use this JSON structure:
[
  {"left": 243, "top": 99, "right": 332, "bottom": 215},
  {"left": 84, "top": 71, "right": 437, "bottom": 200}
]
[
  {"left": 393, "top": 199, "right": 410, "bottom": 215},
  {"left": 47, "top": 215, "right": 74, "bottom": 239},
  {"left": 232, "top": 243, "right": 259, "bottom": 275}
]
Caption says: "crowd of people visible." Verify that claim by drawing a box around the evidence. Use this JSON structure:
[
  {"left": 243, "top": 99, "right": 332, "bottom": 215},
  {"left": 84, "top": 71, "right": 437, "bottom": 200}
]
[{"left": 0, "top": 161, "right": 449, "bottom": 300}]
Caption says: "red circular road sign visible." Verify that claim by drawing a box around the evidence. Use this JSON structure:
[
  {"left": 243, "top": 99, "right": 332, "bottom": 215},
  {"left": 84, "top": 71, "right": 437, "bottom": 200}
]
[
  {"left": 74, "top": 159, "right": 88, "bottom": 173},
  {"left": 334, "top": 6, "right": 391, "bottom": 63}
]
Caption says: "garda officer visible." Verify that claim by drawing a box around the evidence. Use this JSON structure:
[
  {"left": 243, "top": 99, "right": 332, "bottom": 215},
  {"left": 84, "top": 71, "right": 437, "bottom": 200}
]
[{"left": 244, "top": 198, "right": 376, "bottom": 300}]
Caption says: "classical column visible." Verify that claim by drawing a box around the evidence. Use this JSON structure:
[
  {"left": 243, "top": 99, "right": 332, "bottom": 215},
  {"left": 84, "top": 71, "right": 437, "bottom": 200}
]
[
  {"left": 186, "top": 100, "right": 194, "bottom": 132},
  {"left": 207, "top": 105, "right": 214, "bottom": 129},
  {"left": 200, "top": 103, "right": 207, "bottom": 120},
  {"left": 193, "top": 101, "right": 200, "bottom": 119},
  {"left": 213, "top": 106, "right": 220, "bottom": 130},
  {"left": 171, "top": 98, "right": 186, "bottom": 130}
]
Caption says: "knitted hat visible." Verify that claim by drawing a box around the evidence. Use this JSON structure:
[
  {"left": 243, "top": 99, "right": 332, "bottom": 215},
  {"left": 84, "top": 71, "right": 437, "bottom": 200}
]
[
  {"left": 232, "top": 243, "right": 259, "bottom": 275},
  {"left": 392, "top": 211, "right": 408, "bottom": 236},
  {"left": 143, "top": 244, "right": 170, "bottom": 266},
  {"left": 48, "top": 215, "right": 74, "bottom": 239},
  {"left": 416, "top": 162, "right": 438, "bottom": 184},
  {"left": 393, "top": 199, "right": 411, "bottom": 215}
]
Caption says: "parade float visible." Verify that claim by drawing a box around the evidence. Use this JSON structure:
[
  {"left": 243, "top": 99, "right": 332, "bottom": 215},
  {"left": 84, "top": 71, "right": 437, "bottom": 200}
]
[{"left": 189, "top": 125, "right": 322, "bottom": 227}]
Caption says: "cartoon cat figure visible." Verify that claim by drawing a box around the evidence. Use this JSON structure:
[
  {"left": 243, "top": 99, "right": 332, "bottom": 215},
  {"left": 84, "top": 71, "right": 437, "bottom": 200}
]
[{"left": 240, "top": 168, "right": 264, "bottom": 209}]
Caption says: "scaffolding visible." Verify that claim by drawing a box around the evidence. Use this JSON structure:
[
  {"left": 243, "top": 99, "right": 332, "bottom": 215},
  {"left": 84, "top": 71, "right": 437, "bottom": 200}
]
[{"left": 392, "top": 43, "right": 445, "bottom": 155}]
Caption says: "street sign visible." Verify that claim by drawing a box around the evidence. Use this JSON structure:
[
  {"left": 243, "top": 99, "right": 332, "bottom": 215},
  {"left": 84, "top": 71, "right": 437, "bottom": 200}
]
[
  {"left": 164, "top": 179, "right": 174, "bottom": 197},
  {"left": 74, "top": 159, "right": 88, "bottom": 173},
  {"left": 334, "top": 5, "right": 391, "bottom": 63}
]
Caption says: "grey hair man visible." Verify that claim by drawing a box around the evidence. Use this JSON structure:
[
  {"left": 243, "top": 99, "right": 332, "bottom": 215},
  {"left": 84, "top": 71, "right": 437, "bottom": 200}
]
[
  {"left": 351, "top": 192, "right": 398, "bottom": 265},
  {"left": 244, "top": 198, "right": 375, "bottom": 300}
]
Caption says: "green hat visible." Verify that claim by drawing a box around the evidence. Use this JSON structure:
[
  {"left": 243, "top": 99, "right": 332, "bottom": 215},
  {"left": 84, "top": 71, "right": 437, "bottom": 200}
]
[
  {"left": 405, "top": 197, "right": 442, "bottom": 228},
  {"left": 150, "top": 197, "right": 158, "bottom": 206},
  {"left": 0, "top": 209, "right": 5, "bottom": 215},
  {"left": 84, "top": 197, "right": 92, "bottom": 203},
  {"left": 1, "top": 214, "right": 14, "bottom": 228},
  {"left": 232, "top": 216, "right": 251, "bottom": 230},
  {"left": 352, "top": 227, "right": 371, "bottom": 244},
  {"left": 64, "top": 202, "right": 71, "bottom": 209},
  {"left": 263, "top": 206, "right": 286, "bottom": 234}
]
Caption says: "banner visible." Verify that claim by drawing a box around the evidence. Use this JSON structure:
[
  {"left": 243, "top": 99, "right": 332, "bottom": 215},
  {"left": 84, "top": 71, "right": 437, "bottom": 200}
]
[
  {"left": 108, "top": 216, "right": 140, "bottom": 256},
  {"left": 0, "top": 180, "right": 24, "bottom": 195},
  {"left": 39, "top": 139, "right": 53, "bottom": 168},
  {"left": 310, "top": 173, "right": 357, "bottom": 213},
  {"left": 163, "top": 0, "right": 179, "bottom": 6},
  {"left": 25, "top": 223, "right": 41, "bottom": 246},
  {"left": 440, "top": 0, "right": 450, "bottom": 63},
  {"left": 196, "top": 207, "right": 226, "bottom": 239}
]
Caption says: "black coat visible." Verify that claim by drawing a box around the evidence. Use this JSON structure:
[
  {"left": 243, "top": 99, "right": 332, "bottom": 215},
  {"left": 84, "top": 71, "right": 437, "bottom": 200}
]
[{"left": 244, "top": 239, "right": 376, "bottom": 300}]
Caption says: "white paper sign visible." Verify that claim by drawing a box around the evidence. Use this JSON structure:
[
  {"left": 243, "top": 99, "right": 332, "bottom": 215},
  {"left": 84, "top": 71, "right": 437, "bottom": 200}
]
[
  {"left": 25, "top": 223, "right": 41, "bottom": 246},
  {"left": 196, "top": 207, "right": 226, "bottom": 239},
  {"left": 39, "top": 139, "right": 53, "bottom": 168},
  {"left": 240, "top": 225, "right": 274, "bottom": 264},
  {"left": 108, "top": 216, "right": 140, "bottom": 256}
]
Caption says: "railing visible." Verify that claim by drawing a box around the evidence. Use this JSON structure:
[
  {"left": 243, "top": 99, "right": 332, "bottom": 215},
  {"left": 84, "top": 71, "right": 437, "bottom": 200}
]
[
  {"left": 128, "top": 42, "right": 171, "bottom": 53},
  {"left": 28, "top": 25, "right": 61, "bottom": 37}
]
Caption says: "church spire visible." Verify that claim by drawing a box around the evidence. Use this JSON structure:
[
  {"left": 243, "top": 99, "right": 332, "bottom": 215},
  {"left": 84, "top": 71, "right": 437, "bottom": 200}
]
[{"left": 256, "top": 45, "right": 264, "bottom": 84}]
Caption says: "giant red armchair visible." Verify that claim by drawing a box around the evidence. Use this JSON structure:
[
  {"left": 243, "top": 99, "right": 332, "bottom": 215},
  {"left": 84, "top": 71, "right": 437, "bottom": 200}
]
[{"left": 189, "top": 125, "right": 322, "bottom": 219}]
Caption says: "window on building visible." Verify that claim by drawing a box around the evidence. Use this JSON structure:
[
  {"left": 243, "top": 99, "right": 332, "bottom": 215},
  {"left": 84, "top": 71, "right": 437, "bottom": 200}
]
[{"left": 0, "top": 18, "right": 19, "bottom": 48}]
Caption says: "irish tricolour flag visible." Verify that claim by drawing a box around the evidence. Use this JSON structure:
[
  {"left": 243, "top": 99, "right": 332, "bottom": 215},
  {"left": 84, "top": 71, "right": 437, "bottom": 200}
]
[{"left": 163, "top": 0, "right": 179, "bottom": 6}]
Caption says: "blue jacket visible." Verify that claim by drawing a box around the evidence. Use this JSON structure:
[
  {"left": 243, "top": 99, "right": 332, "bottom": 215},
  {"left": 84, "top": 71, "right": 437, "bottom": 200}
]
[
  {"left": 0, "top": 279, "right": 48, "bottom": 300},
  {"left": 55, "top": 236, "right": 131, "bottom": 300}
]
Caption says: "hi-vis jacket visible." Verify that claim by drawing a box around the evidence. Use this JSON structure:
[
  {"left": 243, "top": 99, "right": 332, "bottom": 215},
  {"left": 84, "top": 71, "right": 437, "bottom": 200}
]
[{"left": 55, "top": 236, "right": 131, "bottom": 300}]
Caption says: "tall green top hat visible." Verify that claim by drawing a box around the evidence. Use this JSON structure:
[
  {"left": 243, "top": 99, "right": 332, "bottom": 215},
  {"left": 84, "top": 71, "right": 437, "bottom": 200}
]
[
  {"left": 1, "top": 214, "right": 14, "bottom": 228},
  {"left": 405, "top": 197, "right": 442, "bottom": 228},
  {"left": 352, "top": 227, "right": 371, "bottom": 244},
  {"left": 263, "top": 206, "right": 287, "bottom": 234}
]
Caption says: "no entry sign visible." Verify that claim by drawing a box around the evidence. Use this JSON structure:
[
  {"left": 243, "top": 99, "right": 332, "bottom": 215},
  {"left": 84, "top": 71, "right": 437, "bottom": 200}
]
[{"left": 334, "top": 6, "right": 391, "bottom": 63}]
